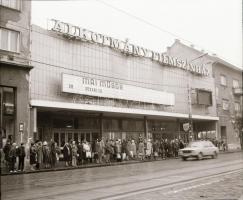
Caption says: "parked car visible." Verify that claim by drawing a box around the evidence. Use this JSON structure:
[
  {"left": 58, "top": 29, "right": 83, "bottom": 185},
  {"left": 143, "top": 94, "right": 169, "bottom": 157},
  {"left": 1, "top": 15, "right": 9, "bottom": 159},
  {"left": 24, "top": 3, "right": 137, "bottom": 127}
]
[{"left": 179, "top": 140, "right": 219, "bottom": 161}]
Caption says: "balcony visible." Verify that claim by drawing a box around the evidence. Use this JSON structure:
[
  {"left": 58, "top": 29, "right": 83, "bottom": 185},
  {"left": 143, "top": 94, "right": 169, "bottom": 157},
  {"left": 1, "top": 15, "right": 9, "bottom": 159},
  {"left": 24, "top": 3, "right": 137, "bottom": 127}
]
[{"left": 233, "top": 87, "right": 243, "bottom": 96}]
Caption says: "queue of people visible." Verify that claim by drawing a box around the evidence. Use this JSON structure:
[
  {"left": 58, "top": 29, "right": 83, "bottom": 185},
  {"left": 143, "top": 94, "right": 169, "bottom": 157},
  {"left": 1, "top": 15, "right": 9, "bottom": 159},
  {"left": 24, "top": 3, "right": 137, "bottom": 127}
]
[{"left": 1, "top": 137, "right": 227, "bottom": 173}]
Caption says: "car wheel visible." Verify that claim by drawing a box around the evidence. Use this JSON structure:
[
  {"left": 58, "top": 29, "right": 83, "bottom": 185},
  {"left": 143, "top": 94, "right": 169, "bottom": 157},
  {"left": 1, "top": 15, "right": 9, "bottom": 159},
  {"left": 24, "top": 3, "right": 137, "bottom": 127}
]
[
  {"left": 212, "top": 151, "right": 218, "bottom": 159},
  {"left": 197, "top": 152, "right": 203, "bottom": 160},
  {"left": 182, "top": 157, "right": 187, "bottom": 161}
]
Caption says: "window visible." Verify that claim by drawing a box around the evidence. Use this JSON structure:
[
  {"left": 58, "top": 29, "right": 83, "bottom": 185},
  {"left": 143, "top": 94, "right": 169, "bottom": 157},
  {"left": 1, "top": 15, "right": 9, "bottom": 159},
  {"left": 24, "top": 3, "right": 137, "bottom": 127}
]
[
  {"left": 234, "top": 102, "right": 240, "bottom": 112},
  {"left": 222, "top": 99, "right": 229, "bottom": 110},
  {"left": 220, "top": 75, "right": 227, "bottom": 86},
  {"left": 0, "top": 28, "right": 19, "bottom": 52},
  {"left": 197, "top": 89, "right": 212, "bottom": 106},
  {"left": 233, "top": 79, "right": 239, "bottom": 88},
  {"left": 0, "top": 0, "right": 21, "bottom": 10},
  {"left": 2, "top": 87, "right": 15, "bottom": 116}
]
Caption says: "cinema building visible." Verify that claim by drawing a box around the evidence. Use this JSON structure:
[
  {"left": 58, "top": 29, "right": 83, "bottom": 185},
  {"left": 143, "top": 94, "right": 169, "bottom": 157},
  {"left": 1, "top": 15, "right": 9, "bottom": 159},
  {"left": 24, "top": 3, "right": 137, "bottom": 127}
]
[{"left": 29, "top": 20, "right": 218, "bottom": 146}]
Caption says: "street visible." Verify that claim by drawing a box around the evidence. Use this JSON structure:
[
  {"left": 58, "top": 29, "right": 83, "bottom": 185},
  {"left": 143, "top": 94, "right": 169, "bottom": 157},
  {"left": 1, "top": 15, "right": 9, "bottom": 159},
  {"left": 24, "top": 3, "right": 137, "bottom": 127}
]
[{"left": 1, "top": 152, "right": 243, "bottom": 200}]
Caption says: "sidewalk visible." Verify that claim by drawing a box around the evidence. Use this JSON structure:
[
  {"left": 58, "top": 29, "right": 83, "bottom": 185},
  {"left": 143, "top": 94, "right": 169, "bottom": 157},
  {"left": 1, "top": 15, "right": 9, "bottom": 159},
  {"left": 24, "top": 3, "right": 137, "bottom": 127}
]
[{"left": 1, "top": 150, "right": 242, "bottom": 176}]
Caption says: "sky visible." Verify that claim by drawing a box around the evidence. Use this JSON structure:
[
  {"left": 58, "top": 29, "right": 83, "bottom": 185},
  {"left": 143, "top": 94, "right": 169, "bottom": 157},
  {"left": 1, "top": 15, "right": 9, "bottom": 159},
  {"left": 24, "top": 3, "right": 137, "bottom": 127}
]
[{"left": 32, "top": 0, "right": 242, "bottom": 68}]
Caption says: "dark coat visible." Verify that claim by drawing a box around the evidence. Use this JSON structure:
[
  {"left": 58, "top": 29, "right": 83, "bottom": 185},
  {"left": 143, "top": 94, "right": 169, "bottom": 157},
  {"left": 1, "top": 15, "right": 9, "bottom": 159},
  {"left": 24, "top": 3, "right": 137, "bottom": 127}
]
[
  {"left": 30, "top": 146, "right": 37, "bottom": 165},
  {"left": 63, "top": 144, "right": 72, "bottom": 162},
  {"left": 3, "top": 143, "right": 11, "bottom": 162},
  {"left": 17, "top": 146, "right": 26, "bottom": 157}
]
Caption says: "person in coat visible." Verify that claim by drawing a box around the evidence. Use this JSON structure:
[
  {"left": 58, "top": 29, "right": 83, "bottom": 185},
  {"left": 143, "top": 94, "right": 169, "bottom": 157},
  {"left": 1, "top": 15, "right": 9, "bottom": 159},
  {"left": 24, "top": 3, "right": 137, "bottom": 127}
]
[
  {"left": 50, "top": 141, "right": 57, "bottom": 168},
  {"left": 131, "top": 140, "right": 137, "bottom": 159},
  {"left": 71, "top": 141, "right": 78, "bottom": 167},
  {"left": 17, "top": 143, "right": 26, "bottom": 172},
  {"left": 97, "top": 139, "right": 104, "bottom": 164},
  {"left": 42, "top": 141, "right": 51, "bottom": 168},
  {"left": 9, "top": 143, "right": 17, "bottom": 172},
  {"left": 77, "top": 141, "right": 83, "bottom": 165},
  {"left": 138, "top": 140, "right": 145, "bottom": 160},
  {"left": 115, "top": 139, "right": 122, "bottom": 162},
  {"left": 153, "top": 140, "right": 160, "bottom": 160},
  {"left": 30, "top": 142, "right": 37, "bottom": 171},
  {"left": 36, "top": 141, "right": 43, "bottom": 170},
  {"left": 146, "top": 139, "right": 153, "bottom": 159},
  {"left": 63, "top": 142, "right": 71, "bottom": 167},
  {"left": 3, "top": 140, "right": 11, "bottom": 171}
]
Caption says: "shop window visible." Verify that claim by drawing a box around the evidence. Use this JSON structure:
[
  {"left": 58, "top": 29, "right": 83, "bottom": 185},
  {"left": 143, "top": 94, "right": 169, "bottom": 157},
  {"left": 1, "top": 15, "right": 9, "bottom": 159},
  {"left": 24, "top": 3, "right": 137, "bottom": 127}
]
[
  {"left": 60, "top": 132, "right": 65, "bottom": 146},
  {"left": 220, "top": 75, "right": 227, "bottom": 86},
  {"left": 0, "top": 28, "right": 19, "bottom": 52},
  {"left": 232, "top": 79, "right": 239, "bottom": 88},
  {"left": 67, "top": 132, "right": 73, "bottom": 142},
  {"left": 0, "top": 0, "right": 21, "bottom": 10},
  {"left": 54, "top": 132, "right": 60, "bottom": 146},
  {"left": 222, "top": 99, "right": 229, "bottom": 110},
  {"left": 74, "top": 133, "right": 79, "bottom": 143}
]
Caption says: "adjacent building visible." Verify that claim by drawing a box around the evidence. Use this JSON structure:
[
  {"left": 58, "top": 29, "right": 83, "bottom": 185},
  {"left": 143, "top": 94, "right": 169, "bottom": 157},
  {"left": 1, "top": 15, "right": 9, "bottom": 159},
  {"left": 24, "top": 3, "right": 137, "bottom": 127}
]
[
  {"left": 167, "top": 40, "right": 242, "bottom": 149},
  {"left": 0, "top": 0, "right": 32, "bottom": 147},
  {"left": 29, "top": 20, "right": 218, "bottom": 147}
]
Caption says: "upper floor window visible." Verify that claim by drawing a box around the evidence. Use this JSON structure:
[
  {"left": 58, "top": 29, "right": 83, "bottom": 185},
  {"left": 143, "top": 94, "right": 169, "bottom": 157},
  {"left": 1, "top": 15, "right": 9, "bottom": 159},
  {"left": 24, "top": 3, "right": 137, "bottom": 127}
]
[
  {"left": 0, "top": 0, "right": 21, "bottom": 10},
  {"left": 220, "top": 75, "right": 227, "bottom": 86},
  {"left": 222, "top": 99, "right": 229, "bottom": 110},
  {"left": 233, "top": 79, "right": 239, "bottom": 88},
  {"left": 234, "top": 102, "right": 240, "bottom": 112},
  {"left": 0, "top": 28, "right": 19, "bottom": 52}
]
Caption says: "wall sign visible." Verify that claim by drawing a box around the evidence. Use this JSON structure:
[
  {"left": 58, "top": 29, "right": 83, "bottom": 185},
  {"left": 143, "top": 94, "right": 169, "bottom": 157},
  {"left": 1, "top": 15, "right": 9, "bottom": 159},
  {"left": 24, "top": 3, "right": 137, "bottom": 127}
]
[
  {"left": 62, "top": 74, "right": 175, "bottom": 106},
  {"left": 49, "top": 19, "right": 209, "bottom": 76}
]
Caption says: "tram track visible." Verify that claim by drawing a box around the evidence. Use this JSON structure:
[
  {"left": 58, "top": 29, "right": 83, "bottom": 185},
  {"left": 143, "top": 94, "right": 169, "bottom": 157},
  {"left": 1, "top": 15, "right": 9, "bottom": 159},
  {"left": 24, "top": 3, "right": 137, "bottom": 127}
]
[
  {"left": 3, "top": 159, "right": 242, "bottom": 200},
  {"left": 97, "top": 168, "right": 243, "bottom": 200},
  {"left": 2, "top": 159, "right": 242, "bottom": 193}
]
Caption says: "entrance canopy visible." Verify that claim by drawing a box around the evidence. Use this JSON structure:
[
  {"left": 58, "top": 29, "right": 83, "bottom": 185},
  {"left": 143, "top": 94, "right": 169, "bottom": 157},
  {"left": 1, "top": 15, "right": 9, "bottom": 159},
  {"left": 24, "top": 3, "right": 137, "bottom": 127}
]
[{"left": 30, "top": 100, "right": 219, "bottom": 121}]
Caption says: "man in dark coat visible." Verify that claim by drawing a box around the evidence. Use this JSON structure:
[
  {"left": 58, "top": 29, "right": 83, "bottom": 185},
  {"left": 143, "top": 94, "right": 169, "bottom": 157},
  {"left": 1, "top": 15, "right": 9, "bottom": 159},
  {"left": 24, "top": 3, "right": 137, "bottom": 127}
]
[
  {"left": 63, "top": 142, "right": 71, "bottom": 166},
  {"left": 17, "top": 143, "right": 26, "bottom": 171},
  {"left": 3, "top": 140, "right": 11, "bottom": 170}
]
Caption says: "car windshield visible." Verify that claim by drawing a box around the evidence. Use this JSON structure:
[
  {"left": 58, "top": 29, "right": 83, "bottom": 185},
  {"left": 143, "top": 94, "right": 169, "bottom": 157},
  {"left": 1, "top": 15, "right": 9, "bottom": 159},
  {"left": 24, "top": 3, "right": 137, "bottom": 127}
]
[{"left": 187, "top": 142, "right": 203, "bottom": 148}]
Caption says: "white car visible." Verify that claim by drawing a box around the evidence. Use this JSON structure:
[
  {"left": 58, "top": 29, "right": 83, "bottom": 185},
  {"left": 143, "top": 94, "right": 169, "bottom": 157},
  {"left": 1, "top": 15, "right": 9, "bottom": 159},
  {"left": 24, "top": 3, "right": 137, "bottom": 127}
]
[{"left": 179, "top": 140, "right": 219, "bottom": 161}]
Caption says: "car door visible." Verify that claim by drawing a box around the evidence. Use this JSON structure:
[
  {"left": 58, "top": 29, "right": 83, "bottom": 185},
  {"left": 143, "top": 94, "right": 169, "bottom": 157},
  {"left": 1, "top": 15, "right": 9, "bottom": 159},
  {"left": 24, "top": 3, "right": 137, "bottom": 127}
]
[
  {"left": 207, "top": 141, "right": 216, "bottom": 155},
  {"left": 202, "top": 142, "right": 210, "bottom": 155}
]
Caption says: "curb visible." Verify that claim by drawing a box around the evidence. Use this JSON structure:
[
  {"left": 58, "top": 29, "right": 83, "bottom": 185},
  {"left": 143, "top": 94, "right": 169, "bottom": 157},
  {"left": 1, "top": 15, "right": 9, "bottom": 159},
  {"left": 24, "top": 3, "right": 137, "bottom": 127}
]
[{"left": 0, "top": 158, "right": 173, "bottom": 176}]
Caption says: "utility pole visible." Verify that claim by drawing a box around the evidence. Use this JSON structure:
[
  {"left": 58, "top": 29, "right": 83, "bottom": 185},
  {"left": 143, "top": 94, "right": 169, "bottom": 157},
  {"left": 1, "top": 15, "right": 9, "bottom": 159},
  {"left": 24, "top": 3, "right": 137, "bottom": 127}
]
[
  {"left": 187, "top": 52, "right": 208, "bottom": 142},
  {"left": 187, "top": 78, "right": 193, "bottom": 141}
]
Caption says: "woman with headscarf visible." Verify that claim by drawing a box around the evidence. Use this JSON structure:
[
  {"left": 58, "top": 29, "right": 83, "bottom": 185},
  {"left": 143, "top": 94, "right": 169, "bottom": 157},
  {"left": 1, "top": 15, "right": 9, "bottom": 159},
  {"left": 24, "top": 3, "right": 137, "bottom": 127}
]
[{"left": 42, "top": 141, "right": 51, "bottom": 168}]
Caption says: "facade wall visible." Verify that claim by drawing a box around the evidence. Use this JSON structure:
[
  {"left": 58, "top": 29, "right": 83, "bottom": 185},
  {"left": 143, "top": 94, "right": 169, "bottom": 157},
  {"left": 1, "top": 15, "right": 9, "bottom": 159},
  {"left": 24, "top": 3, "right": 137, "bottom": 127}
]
[
  {"left": 30, "top": 25, "right": 217, "bottom": 117},
  {"left": 0, "top": 0, "right": 31, "bottom": 65},
  {"left": 213, "top": 63, "right": 242, "bottom": 146},
  {"left": 0, "top": 0, "right": 32, "bottom": 146},
  {"left": 0, "top": 64, "right": 30, "bottom": 144}
]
